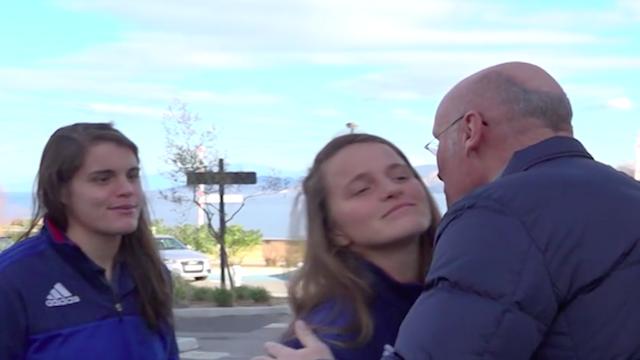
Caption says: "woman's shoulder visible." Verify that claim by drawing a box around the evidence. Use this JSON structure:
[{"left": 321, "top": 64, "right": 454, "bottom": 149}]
[
  {"left": 303, "top": 297, "right": 356, "bottom": 328},
  {"left": 0, "top": 234, "right": 49, "bottom": 274}
]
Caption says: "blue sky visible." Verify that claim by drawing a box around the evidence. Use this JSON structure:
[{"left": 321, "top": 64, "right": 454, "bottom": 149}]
[{"left": 1, "top": 0, "right": 639, "bottom": 194}]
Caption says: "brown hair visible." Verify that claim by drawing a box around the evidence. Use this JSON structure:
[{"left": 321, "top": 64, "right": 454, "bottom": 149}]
[
  {"left": 20, "top": 122, "right": 172, "bottom": 330},
  {"left": 285, "top": 133, "right": 441, "bottom": 347}
]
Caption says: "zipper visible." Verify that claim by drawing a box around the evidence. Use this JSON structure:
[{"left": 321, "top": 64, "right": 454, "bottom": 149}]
[
  {"left": 112, "top": 289, "right": 123, "bottom": 319},
  {"left": 102, "top": 274, "right": 123, "bottom": 318}
]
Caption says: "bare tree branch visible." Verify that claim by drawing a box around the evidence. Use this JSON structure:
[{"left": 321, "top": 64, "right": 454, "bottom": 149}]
[{"left": 161, "top": 100, "right": 290, "bottom": 289}]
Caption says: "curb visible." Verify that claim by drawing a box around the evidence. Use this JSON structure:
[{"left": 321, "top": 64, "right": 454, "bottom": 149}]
[
  {"left": 174, "top": 304, "right": 291, "bottom": 318},
  {"left": 177, "top": 337, "right": 199, "bottom": 352}
]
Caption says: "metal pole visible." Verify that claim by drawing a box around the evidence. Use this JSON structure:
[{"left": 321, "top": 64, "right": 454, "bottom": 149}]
[{"left": 218, "top": 158, "right": 227, "bottom": 288}]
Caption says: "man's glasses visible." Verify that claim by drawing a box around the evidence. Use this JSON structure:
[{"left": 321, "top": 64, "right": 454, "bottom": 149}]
[{"left": 424, "top": 114, "right": 465, "bottom": 155}]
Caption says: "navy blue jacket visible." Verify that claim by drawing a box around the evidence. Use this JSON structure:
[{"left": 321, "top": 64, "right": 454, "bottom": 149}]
[
  {"left": 387, "top": 137, "right": 640, "bottom": 359},
  {"left": 0, "top": 221, "right": 178, "bottom": 359},
  {"left": 285, "top": 260, "right": 422, "bottom": 359}
]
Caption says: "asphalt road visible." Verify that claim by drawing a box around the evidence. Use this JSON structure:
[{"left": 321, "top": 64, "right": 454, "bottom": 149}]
[{"left": 176, "top": 311, "right": 292, "bottom": 359}]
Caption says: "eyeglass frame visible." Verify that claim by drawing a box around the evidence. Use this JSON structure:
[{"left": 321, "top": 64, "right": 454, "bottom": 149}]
[{"left": 424, "top": 113, "right": 465, "bottom": 155}]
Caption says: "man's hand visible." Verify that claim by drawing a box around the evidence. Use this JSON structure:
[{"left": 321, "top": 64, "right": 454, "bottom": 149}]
[{"left": 252, "top": 320, "right": 335, "bottom": 360}]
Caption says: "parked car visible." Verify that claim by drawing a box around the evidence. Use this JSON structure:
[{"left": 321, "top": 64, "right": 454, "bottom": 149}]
[
  {"left": 0, "top": 236, "right": 14, "bottom": 253},
  {"left": 155, "top": 235, "right": 211, "bottom": 281}
]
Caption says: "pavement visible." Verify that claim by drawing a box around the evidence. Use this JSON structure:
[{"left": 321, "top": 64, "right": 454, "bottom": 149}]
[
  {"left": 175, "top": 304, "right": 293, "bottom": 359},
  {"left": 175, "top": 266, "right": 295, "bottom": 359}
]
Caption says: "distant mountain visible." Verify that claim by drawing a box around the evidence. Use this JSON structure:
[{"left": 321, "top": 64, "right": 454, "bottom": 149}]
[{"left": 1, "top": 167, "right": 447, "bottom": 238}]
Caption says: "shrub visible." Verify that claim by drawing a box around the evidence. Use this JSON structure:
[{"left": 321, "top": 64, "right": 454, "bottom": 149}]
[
  {"left": 190, "top": 287, "right": 215, "bottom": 302},
  {"left": 172, "top": 274, "right": 194, "bottom": 305},
  {"left": 233, "top": 285, "right": 252, "bottom": 301},
  {"left": 212, "top": 288, "right": 234, "bottom": 307},
  {"left": 249, "top": 286, "right": 271, "bottom": 303}
]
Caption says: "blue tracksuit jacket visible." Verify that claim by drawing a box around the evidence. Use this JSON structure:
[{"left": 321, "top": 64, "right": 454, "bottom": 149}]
[
  {"left": 0, "top": 221, "right": 178, "bottom": 359},
  {"left": 285, "top": 259, "right": 423, "bottom": 359}
]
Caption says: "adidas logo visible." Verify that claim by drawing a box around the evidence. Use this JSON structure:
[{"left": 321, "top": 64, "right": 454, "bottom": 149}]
[{"left": 45, "top": 282, "right": 80, "bottom": 307}]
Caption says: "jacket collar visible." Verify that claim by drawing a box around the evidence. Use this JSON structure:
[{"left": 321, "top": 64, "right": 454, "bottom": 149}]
[
  {"left": 501, "top": 136, "right": 593, "bottom": 177},
  {"left": 42, "top": 218, "right": 135, "bottom": 295}
]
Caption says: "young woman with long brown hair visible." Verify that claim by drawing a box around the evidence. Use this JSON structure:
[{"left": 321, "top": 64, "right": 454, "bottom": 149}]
[
  {"left": 263, "top": 133, "right": 440, "bottom": 359},
  {"left": 0, "top": 123, "right": 177, "bottom": 359}
]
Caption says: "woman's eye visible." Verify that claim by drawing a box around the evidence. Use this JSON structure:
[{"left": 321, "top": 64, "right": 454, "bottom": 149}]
[
  {"left": 393, "top": 171, "right": 411, "bottom": 181},
  {"left": 353, "top": 187, "right": 369, "bottom": 196},
  {"left": 93, "top": 176, "right": 110, "bottom": 183}
]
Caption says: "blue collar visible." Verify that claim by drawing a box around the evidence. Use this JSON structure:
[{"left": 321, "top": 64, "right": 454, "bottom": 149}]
[
  {"left": 43, "top": 220, "right": 136, "bottom": 296},
  {"left": 501, "top": 136, "right": 593, "bottom": 177},
  {"left": 357, "top": 257, "right": 424, "bottom": 297}
]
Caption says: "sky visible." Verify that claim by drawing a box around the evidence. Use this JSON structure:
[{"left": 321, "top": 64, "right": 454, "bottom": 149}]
[{"left": 1, "top": 0, "right": 639, "bottom": 194}]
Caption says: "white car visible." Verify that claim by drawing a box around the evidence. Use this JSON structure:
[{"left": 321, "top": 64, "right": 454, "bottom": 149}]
[{"left": 155, "top": 235, "right": 211, "bottom": 281}]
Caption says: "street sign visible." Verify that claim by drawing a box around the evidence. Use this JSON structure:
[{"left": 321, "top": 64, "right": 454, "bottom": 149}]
[
  {"left": 186, "top": 171, "right": 257, "bottom": 185},
  {"left": 202, "top": 194, "right": 244, "bottom": 204},
  {"left": 185, "top": 159, "right": 257, "bottom": 289}
]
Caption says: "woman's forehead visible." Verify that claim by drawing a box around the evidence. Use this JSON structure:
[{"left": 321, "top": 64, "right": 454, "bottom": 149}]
[{"left": 323, "top": 143, "right": 406, "bottom": 183}]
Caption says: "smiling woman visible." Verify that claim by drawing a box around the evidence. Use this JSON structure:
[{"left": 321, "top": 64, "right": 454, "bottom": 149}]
[
  {"left": 268, "top": 133, "right": 441, "bottom": 360},
  {"left": 0, "top": 123, "right": 178, "bottom": 359}
]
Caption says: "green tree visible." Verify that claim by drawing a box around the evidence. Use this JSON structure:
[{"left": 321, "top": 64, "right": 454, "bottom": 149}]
[
  {"left": 160, "top": 103, "right": 288, "bottom": 289},
  {"left": 225, "top": 225, "right": 262, "bottom": 264}
]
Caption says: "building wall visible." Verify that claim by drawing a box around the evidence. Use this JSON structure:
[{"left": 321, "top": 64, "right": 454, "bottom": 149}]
[{"left": 231, "top": 238, "right": 305, "bottom": 266}]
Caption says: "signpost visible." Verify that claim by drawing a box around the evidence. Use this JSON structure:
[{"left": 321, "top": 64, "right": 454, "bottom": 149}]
[{"left": 186, "top": 158, "right": 257, "bottom": 287}]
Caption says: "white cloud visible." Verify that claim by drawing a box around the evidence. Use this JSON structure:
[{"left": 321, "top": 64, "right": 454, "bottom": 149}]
[
  {"left": 392, "top": 108, "right": 431, "bottom": 124},
  {"left": 606, "top": 97, "right": 634, "bottom": 110},
  {"left": 50, "top": 32, "right": 258, "bottom": 70},
  {"left": 311, "top": 108, "right": 344, "bottom": 117},
  {"left": 619, "top": 0, "right": 640, "bottom": 19},
  {"left": 3, "top": 0, "right": 635, "bottom": 118},
  {"left": 377, "top": 90, "right": 425, "bottom": 101},
  {"left": 88, "top": 103, "right": 165, "bottom": 117},
  {"left": 180, "top": 90, "right": 284, "bottom": 106},
  {"left": 0, "top": 67, "right": 175, "bottom": 99},
  {"left": 308, "top": 50, "right": 640, "bottom": 70},
  {"left": 0, "top": 66, "right": 285, "bottom": 107},
  {"left": 52, "top": 0, "right": 604, "bottom": 67}
]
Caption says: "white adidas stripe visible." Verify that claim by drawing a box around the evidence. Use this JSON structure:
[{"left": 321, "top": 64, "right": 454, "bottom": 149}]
[
  {"left": 45, "top": 282, "right": 81, "bottom": 307},
  {"left": 54, "top": 283, "right": 73, "bottom": 297},
  {"left": 48, "top": 288, "right": 63, "bottom": 299}
]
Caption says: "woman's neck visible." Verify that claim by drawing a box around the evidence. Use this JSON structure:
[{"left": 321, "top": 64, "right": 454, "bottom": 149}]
[
  {"left": 66, "top": 226, "right": 122, "bottom": 281},
  {"left": 356, "top": 238, "right": 422, "bottom": 284}
]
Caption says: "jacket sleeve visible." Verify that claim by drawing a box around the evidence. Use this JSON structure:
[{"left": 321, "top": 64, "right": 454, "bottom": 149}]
[
  {"left": 0, "top": 273, "right": 27, "bottom": 359},
  {"left": 166, "top": 323, "right": 179, "bottom": 360},
  {"left": 165, "top": 269, "right": 180, "bottom": 360},
  {"left": 392, "top": 206, "right": 558, "bottom": 359},
  {"left": 283, "top": 301, "right": 366, "bottom": 360}
]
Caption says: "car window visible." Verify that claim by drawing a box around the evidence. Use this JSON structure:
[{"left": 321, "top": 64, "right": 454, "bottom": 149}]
[{"left": 155, "top": 236, "right": 188, "bottom": 250}]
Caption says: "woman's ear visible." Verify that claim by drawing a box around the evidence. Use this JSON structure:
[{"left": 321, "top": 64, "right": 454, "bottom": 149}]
[
  {"left": 331, "top": 228, "right": 352, "bottom": 247},
  {"left": 60, "top": 186, "right": 70, "bottom": 205}
]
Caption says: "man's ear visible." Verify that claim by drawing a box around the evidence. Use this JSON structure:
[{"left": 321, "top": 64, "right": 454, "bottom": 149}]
[{"left": 462, "top": 111, "right": 486, "bottom": 155}]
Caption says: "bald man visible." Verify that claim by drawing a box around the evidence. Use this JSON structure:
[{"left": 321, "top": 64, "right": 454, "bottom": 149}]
[{"left": 254, "top": 62, "right": 640, "bottom": 359}]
